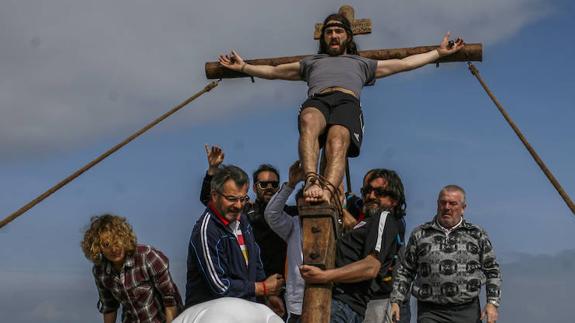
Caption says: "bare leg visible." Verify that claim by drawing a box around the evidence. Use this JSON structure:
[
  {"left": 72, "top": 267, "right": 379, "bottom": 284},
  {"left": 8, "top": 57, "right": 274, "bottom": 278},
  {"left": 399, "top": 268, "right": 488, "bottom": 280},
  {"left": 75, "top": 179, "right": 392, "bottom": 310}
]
[
  {"left": 322, "top": 125, "right": 350, "bottom": 202},
  {"left": 319, "top": 149, "right": 327, "bottom": 176},
  {"left": 299, "top": 108, "right": 326, "bottom": 203}
]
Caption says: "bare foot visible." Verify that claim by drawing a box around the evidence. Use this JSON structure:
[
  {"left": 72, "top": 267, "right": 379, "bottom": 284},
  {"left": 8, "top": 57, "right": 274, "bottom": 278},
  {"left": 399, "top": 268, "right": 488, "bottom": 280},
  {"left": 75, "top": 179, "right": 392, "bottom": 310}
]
[{"left": 304, "top": 181, "right": 324, "bottom": 203}]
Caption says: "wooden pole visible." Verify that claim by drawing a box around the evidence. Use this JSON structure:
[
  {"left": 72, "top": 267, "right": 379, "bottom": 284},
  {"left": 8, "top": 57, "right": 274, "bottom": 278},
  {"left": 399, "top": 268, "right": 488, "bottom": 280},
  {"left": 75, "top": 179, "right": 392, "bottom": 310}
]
[
  {"left": 205, "top": 43, "right": 482, "bottom": 79},
  {"left": 468, "top": 63, "right": 575, "bottom": 215},
  {"left": 299, "top": 203, "right": 340, "bottom": 323}
]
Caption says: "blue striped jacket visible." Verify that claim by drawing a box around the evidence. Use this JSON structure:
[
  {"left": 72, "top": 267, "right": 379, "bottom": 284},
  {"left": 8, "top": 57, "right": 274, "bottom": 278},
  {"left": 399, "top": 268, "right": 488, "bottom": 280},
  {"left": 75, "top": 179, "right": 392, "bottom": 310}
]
[{"left": 184, "top": 205, "right": 266, "bottom": 308}]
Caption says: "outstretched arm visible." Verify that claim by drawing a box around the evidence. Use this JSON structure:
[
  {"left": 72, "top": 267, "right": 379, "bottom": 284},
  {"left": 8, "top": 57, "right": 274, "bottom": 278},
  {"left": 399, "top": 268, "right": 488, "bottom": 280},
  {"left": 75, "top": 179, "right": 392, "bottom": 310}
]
[
  {"left": 375, "top": 32, "right": 464, "bottom": 78},
  {"left": 219, "top": 50, "right": 301, "bottom": 80}
]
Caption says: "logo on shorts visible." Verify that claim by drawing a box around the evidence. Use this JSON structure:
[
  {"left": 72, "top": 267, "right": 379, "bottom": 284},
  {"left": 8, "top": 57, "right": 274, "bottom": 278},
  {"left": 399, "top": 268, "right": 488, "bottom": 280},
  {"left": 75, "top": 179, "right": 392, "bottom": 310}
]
[{"left": 354, "top": 132, "right": 360, "bottom": 142}]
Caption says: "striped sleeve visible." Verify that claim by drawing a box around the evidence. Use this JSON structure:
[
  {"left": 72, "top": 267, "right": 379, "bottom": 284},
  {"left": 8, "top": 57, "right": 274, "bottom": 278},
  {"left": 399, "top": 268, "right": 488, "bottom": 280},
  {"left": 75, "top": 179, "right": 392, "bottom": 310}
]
[{"left": 190, "top": 214, "right": 256, "bottom": 298}]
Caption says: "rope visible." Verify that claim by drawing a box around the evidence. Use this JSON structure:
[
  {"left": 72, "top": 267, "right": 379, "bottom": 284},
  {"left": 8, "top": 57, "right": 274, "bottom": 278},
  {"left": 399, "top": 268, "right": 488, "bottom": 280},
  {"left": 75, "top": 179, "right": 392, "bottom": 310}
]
[
  {"left": 468, "top": 63, "right": 575, "bottom": 215},
  {"left": 304, "top": 172, "right": 344, "bottom": 218},
  {"left": 0, "top": 80, "right": 221, "bottom": 229}
]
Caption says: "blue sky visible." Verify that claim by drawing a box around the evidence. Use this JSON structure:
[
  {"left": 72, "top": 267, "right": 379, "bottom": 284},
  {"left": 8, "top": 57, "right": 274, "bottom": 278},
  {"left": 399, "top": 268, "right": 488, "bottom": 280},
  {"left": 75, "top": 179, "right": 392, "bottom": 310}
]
[{"left": 1, "top": 1, "right": 574, "bottom": 322}]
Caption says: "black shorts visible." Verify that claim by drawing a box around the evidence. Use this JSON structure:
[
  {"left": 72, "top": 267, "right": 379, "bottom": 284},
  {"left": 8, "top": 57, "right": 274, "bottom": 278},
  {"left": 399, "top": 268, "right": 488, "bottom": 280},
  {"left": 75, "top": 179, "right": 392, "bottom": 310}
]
[{"left": 298, "top": 92, "right": 364, "bottom": 158}]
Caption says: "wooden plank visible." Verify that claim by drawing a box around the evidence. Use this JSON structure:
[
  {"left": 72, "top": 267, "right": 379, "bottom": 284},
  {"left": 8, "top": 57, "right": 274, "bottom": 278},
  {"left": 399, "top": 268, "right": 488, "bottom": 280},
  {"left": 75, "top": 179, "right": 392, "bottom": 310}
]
[{"left": 205, "top": 43, "right": 482, "bottom": 79}]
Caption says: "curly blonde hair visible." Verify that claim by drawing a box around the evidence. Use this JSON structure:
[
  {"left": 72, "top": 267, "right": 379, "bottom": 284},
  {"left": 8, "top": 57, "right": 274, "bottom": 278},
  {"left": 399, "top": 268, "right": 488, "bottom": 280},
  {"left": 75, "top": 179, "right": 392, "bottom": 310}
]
[{"left": 81, "top": 214, "right": 137, "bottom": 265}]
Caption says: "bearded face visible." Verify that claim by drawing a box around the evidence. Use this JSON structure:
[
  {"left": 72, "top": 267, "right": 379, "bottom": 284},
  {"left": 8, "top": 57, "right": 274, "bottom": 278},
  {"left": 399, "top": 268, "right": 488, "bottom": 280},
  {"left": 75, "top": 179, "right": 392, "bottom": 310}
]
[{"left": 322, "top": 25, "right": 350, "bottom": 56}]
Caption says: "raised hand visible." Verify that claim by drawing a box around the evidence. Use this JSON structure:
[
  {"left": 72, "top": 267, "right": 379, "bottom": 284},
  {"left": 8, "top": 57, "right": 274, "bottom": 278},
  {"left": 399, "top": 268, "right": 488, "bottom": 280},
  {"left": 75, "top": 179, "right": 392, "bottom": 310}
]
[
  {"left": 204, "top": 144, "right": 224, "bottom": 175},
  {"left": 437, "top": 32, "right": 465, "bottom": 57},
  {"left": 288, "top": 160, "right": 305, "bottom": 188},
  {"left": 218, "top": 50, "right": 245, "bottom": 71}
]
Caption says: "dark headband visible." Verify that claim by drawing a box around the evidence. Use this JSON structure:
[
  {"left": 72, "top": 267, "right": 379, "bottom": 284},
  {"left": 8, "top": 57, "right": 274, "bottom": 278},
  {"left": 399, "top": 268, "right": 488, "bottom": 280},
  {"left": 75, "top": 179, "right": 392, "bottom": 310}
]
[{"left": 322, "top": 21, "right": 353, "bottom": 35}]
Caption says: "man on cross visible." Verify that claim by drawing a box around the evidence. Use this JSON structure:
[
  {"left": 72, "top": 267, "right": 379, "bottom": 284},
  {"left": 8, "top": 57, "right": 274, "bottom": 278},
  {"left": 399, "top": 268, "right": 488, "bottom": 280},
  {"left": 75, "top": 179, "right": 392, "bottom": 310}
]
[{"left": 219, "top": 13, "right": 464, "bottom": 204}]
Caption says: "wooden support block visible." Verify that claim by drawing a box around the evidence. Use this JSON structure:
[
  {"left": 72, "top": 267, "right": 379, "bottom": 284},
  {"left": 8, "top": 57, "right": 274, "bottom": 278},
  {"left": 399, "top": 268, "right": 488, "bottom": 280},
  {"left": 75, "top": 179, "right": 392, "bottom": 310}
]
[{"left": 299, "top": 202, "right": 340, "bottom": 323}]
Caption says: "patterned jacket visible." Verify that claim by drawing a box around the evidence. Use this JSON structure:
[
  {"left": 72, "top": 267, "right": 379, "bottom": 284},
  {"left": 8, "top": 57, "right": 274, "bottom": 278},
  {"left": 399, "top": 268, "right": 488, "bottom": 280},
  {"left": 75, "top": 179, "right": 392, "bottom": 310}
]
[{"left": 391, "top": 217, "right": 502, "bottom": 306}]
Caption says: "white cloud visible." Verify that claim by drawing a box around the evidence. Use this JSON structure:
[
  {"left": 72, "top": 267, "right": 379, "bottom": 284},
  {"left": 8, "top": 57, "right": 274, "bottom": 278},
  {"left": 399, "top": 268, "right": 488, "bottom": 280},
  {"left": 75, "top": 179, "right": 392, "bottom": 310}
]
[{"left": 0, "top": 0, "right": 553, "bottom": 159}]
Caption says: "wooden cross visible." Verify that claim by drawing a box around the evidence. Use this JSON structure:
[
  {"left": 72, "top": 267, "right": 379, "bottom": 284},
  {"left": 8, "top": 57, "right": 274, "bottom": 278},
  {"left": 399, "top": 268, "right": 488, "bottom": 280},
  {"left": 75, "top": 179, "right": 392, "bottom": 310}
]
[
  {"left": 204, "top": 4, "right": 481, "bottom": 79},
  {"left": 205, "top": 6, "right": 481, "bottom": 323}
]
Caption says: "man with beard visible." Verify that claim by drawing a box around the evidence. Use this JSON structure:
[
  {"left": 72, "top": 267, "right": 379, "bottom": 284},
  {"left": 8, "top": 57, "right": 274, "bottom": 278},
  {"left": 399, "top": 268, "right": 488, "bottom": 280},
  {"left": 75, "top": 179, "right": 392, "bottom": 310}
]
[
  {"left": 299, "top": 168, "right": 407, "bottom": 323},
  {"left": 199, "top": 145, "right": 296, "bottom": 284},
  {"left": 185, "top": 165, "right": 285, "bottom": 316},
  {"left": 390, "top": 185, "right": 502, "bottom": 323},
  {"left": 218, "top": 13, "right": 464, "bottom": 205}
]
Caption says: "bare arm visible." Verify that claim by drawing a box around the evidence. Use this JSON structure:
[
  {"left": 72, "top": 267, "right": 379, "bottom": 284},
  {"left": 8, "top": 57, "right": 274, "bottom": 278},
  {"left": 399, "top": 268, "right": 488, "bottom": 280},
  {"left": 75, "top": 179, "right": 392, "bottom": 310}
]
[
  {"left": 219, "top": 50, "right": 301, "bottom": 80},
  {"left": 103, "top": 311, "right": 117, "bottom": 323},
  {"left": 299, "top": 254, "right": 381, "bottom": 284},
  {"left": 375, "top": 32, "right": 464, "bottom": 78}
]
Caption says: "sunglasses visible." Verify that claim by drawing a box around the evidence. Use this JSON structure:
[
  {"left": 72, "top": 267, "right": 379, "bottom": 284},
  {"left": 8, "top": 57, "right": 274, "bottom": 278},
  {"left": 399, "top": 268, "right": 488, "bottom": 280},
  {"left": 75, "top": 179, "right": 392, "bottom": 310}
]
[
  {"left": 360, "top": 185, "right": 397, "bottom": 199},
  {"left": 256, "top": 181, "right": 279, "bottom": 189},
  {"left": 216, "top": 191, "right": 250, "bottom": 204}
]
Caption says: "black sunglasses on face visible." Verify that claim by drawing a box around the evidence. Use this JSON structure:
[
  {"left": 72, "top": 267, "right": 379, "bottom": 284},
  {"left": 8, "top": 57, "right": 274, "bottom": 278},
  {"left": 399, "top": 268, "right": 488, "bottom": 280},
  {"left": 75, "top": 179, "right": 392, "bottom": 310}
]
[
  {"left": 216, "top": 191, "right": 250, "bottom": 203},
  {"left": 256, "top": 181, "right": 279, "bottom": 189},
  {"left": 361, "top": 185, "right": 396, "bottom": 199}
]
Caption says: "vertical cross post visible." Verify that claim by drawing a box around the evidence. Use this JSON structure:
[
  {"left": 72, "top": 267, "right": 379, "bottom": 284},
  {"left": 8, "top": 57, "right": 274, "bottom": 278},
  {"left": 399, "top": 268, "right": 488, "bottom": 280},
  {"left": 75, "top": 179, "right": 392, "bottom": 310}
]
[{"left": 299, "top": 202, "right": 341, "bottom": 323}]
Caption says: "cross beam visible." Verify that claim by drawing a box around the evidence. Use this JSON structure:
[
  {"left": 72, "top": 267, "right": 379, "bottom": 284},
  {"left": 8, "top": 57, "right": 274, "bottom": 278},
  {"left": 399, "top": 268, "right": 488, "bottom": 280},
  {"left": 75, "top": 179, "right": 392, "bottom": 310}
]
[{"left": 205, "top": 44, "right": 482, "bottom": 79}]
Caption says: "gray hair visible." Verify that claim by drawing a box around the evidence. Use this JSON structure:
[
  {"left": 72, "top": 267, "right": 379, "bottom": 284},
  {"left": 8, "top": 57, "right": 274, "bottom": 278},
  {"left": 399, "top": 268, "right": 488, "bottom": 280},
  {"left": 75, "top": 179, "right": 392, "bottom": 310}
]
[
  {"left": 210, "top": 165, "right": 249, "bottom": 193},
  {"left": 438, "top": 184, "right": 467, "bottom": 206}
]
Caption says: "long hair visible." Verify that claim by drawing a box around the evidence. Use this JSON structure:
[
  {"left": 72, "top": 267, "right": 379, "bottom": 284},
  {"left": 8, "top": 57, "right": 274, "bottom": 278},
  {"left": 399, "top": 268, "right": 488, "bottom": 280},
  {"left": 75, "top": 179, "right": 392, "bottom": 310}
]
[
  {"left": 81, "top": 214, "right": 137, "bottom": 265},
  {"left": 363, "top": 169, "right": 407, "bottom": 217},
  {"left": 318, "top": 13, "right": 358, "bottom": 55}
]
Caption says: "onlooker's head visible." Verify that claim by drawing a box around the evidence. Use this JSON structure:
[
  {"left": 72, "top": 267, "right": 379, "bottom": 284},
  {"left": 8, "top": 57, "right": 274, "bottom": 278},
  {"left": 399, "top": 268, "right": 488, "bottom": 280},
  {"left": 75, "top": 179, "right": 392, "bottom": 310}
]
[
  {"left": 81, "top": 214, "right": 137, "bottom": 267},
  {"left": 436, "top": 185, "right": 467, "bottom": 228},
  {"left": 211, "top": 165, "right": 250, "bottom": 222},
  {"left": 252, "top": 164, "right": 280, "bottom": 204},
  {"left": 361, "top": 168, "right": 406, "bottom": 217}
]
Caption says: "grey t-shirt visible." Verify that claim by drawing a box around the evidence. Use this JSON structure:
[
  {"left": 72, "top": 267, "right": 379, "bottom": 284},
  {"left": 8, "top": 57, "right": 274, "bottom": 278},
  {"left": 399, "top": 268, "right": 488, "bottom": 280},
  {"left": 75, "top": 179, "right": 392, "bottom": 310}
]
[{"left": 299, "top": 54, "right": 378, "bottom": 98}]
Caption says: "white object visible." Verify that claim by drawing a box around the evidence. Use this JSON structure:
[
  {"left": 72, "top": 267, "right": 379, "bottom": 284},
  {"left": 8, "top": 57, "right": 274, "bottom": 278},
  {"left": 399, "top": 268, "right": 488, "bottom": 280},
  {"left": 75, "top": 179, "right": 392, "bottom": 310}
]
[{"left": 173, "top": 297, "right": 283, "bottom": 323}]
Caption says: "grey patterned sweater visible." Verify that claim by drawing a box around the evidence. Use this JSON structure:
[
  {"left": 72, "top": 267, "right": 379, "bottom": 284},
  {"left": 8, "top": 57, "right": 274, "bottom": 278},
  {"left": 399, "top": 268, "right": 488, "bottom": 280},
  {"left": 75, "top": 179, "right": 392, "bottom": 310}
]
[{"left": 390, "top": 217, "right": 502, "bottom": 306}]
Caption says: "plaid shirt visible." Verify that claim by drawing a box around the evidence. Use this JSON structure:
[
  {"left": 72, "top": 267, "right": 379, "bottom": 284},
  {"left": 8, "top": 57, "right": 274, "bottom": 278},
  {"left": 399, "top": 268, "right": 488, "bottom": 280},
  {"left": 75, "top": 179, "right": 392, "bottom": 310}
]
[{"left": 93, "top": 245, "right": 182, "bottom": 323}]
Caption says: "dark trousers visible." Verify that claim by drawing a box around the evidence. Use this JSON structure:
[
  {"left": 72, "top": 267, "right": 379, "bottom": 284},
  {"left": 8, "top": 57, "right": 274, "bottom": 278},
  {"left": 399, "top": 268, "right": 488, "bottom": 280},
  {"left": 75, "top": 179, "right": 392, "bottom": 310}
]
[
  {"left": 286, "top": 313, "right": 301, "bottom": 323},
  {"left": 417, "top": 298, "right": 481, "bottom": 323}
]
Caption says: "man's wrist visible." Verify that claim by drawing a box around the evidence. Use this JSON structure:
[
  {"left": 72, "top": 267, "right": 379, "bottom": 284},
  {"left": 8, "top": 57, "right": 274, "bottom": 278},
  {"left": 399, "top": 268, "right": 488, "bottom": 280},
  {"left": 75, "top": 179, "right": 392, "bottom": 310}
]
[
  {"left": 487, "top": 300, "right": 499, "bottom": 308},
  {"left": 240, "top": 63, "right": 247, "bottom": 73},
  {"left": 255, "top": 282, "right": 263, "bottom": 296},
  {"left": 435, "top": 48, "right": 443, "bottom": 58},
  {"left": 207, "top": 166, "right": 219, "bottom": 176}
]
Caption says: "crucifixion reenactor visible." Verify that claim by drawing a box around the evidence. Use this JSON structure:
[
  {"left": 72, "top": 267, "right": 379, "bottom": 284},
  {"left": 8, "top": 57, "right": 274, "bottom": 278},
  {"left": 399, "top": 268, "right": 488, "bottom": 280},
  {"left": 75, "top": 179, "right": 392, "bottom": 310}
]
[
  {"left": 216, "top": 7, "right": 466, "bottom": 205},
  {"left": 207, "top": 5, "right": 480, "bottom": 323}
]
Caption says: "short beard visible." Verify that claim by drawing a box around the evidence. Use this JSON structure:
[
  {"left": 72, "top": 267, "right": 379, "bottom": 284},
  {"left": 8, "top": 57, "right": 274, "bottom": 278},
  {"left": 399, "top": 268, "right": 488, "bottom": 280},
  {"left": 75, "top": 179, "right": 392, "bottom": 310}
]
[
  {"left": 325, "top": 39, "right": 348, "bottom": 56},
  {"left": 364, "top": 205, "right": 385, "bottom": 218}
]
